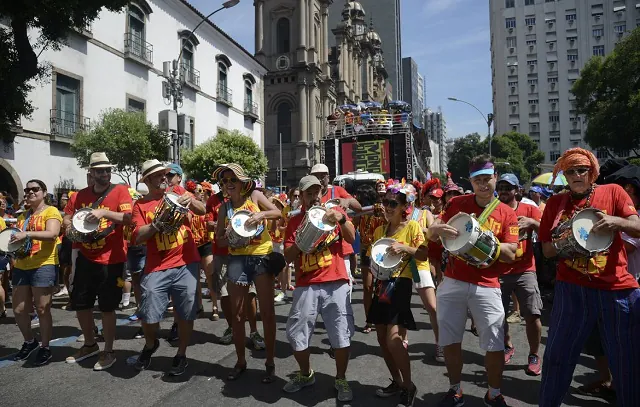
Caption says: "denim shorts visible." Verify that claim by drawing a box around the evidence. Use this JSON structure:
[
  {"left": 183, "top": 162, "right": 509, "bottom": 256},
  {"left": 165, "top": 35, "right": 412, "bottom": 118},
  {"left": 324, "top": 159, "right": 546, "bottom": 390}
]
[
  {"left": 127, "top": 245, "right": 147, "bottom": 274},
  {"left": 13, "top": 264, "right": 58, "bottom": 288},
  {"left": 227, "top": 255, "right": 269, "bottom": 286}
]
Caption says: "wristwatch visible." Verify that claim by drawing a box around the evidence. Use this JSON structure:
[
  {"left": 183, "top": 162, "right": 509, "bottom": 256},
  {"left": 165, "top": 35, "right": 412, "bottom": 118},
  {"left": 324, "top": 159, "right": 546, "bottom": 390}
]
[{"left": 338, "top": 215, "right": 347, "bottom": 225}]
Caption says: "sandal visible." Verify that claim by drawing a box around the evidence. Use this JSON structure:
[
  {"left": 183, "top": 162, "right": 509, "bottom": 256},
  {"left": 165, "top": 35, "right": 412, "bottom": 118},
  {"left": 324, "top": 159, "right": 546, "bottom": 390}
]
[
  {"left": 227, "top": 363, "right": 247, "bottom": 381},
  {"left": 576, "top": 382, "right": 616, "bottom": 401},
  {"left": 261, "top": 363, "right": 276, "bottom": 384},
  {"left": 210, "top": 307, "right": 220, "bottom": 321},
  {"left": 362, "top": 324, "right": 373, "bottom": 334}
]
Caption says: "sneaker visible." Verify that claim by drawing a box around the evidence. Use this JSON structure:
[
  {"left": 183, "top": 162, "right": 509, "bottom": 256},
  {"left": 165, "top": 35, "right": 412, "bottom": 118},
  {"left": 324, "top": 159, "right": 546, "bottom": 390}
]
[
  {"left": 438, "top": 389, "right": 465, "bottom": 407},
  {"left": 134, "top": 328, "right": 145, "bottom": 339},
  {"left": 167, "top": 323, "right": 179, "bottom": 342},
  {"left": 167, "top": 302, "right": 174, "bottom": 312},
  {"left": 526, "top": 353, "right": 542, "bottom": 376},
  {"left": 13, "top": 340, "right": 39, "bottom": 361},
  {"left": 274, "top": 291, "right": 285, "bottom": 303},
  {"left": 334, "top": 377, "right": 353, "bottom": 402},
  {"left": 30, "top": 314, "right": 39, "bottom": 328},
  {"left": 66, "top": 343, "right": 100, "bottom": 363},
  {"left": 128, "top": 313, "right": 140, "bottom": 322},
  {"left": 76, "top": 334, "right": 85, "bottom": 342},
  {"left": 435, "top": 345, "right": 445, "bottom": 363},
  {"left": 506, "top": 311, "right": 521, "bottom": 324},
  {"left": 504, "top": 345, "right": 515, "bottom": 364},
  {"left": 134, "top": 339, "right": 160, "bottom": 371},
  {"left": 168, "top": 354, "right": 188, "bottom": 376},
  {"left": 53, "top": 286, "right": 69, "bottom": 298},
  {"left": 398, "top": 383, "right": 417, "bottom": 407},
  {"left": 93, "top": 351, "right": 117, "bottom": 371},
  {"left": 250, "top": 331, "right": 266, "bottom": 350},
  {"left": 219, "top": 327, "right": 233, "bottom": 345},
  {"left": 61, "top": 303, "right": 71, "bottom": 311},
  {"left": 484, "top": 391, "right": 509, "bottom": 407},
  {"left": 283, "top": 370, "right": 315, "bottom": 393},
  {"left": 0, "top": 309, "right": 6, "bottom": 318},
  {"left": 34, "top": 346, "right": 52, "bottom": 366},
  {"left": 376, "top": 379, "right": 401, "bottom": 398}
]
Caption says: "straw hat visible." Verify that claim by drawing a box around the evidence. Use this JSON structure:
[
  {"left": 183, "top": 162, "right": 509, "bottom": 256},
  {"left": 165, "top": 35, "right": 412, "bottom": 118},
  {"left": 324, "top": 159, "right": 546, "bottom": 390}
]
[
  {"left": 139, "top": 159, "right": 170, "bottom": 182},
  {"left": 212, "top": 163, "right": 251, "bottom": 182},
  {"left": 88, "top": 152, "right": 116, "bottom": 169}
]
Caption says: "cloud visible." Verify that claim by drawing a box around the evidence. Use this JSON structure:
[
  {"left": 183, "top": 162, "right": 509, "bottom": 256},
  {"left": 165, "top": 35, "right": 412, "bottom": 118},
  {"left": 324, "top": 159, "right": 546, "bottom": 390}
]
[{"left": 422, "top": 0, "right": 465, "bottom": 15}]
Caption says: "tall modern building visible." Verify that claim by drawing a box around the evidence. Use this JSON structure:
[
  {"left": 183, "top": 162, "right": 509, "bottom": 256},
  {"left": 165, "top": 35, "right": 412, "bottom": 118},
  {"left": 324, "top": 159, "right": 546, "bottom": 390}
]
[
  {"left": 328, "top": 0, "right": 402, "bottom": 99},
  {"left": 490, "top": 0, "right": 639, "bottom": 164},
  {"left": 401, "top": 57, "right": 424, "bottom": 127},
  {"left": 424, "top": 108, "right": 448, "bottom": 172}
]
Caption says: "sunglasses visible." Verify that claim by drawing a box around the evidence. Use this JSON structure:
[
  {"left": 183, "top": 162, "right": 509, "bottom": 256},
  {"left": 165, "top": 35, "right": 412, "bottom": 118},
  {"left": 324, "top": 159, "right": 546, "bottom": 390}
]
[
  {"left": 293, "top": 194, "right": 300, "bottom": 198},
  {"left": 381, "top": 198, "right": 401, "bottom": 209},
  {"left": 565, "top": 167, "right": 590, "bottom": 176},
  {"left": 497, "top": 185, "right": 517, "bottom": 192},
  {"left": 24, "top": 186, "right": 42, "bottom": 194},
  {"left": 221, "top": 177, "right": 240, "bottom": 185},
  {"left": 93, "top": 168, "right": 111, "bottom": 174}
]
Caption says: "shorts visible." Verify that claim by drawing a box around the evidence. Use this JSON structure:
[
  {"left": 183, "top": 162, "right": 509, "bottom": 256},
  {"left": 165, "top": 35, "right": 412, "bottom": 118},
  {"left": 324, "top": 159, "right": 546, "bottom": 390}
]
[
  {"left": 499, "top": 272, "right": 543, "bottom": 317},
  {"left": 368, "top": 277, "right": 416, "bottom": 329},
  {"left": 12, "top": 265, "right": 57, "bottom": 288},
  {"left": 127, "top": 245, "right": 146, "bottom": 275},
  {"left": 227, "top": 255, "right": 268, "bottom": 286},
  {"left": 69, "top": 252, "right": 124, "bottom": 313},
  {"left": 58, "top": 237, "right": 72, "bottom": 266},
  {"left": 139, "top": 262, "right": 199, "bottom": 323},
  {"left": 436, "top": 277, "right": 505, "bottom": 352},
  {"left": 359, "top": 248, "right": 371, "bottom": 268},
  {"left": 0, "top": 256, "right": 10, "bottom": 273},
  {"left": 414, "top": 269, "right": 436, "bottom": 289},
  {"left": 286, "top": 281, "right": 354, "bottom": 351},
  {"left": 197, "top": 242, "right": 212, "bottom": 258}
]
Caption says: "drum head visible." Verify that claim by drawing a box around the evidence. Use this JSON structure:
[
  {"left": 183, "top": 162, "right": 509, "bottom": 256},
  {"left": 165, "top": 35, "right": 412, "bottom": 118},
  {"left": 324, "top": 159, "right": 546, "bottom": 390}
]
[
  {"left": 442, "top": 213, "right": 475, "bottom": 252},
  {"left": 73, "top": 208, "right": 100, "bottom": 232},
  {"left": 231, "top": 210, "right": 258, "bottom": 237},
  {"left": 0, "top": 228, "right": 24, "bottom": 253},
  {"left": 371, "top": 238, "right": 403, "bottom": 268},
  {"left": 166, "top": 193, "right": 186, "bottom": 208},
  {"left": 573, "top": 209, "right": 613, "bottom": 251},
  {"left": 308, "top": 206, "right": 335, "bottom": 231}
]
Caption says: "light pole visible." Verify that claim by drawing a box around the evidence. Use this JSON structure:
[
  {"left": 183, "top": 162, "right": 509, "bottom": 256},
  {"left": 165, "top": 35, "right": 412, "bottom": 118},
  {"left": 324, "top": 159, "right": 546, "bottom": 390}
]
[
  {"left": 162, "top": 0, "right": 240, "bottom": 163},
  {"left": 447, "top": 97, "right": 494, "bottom": 156}
]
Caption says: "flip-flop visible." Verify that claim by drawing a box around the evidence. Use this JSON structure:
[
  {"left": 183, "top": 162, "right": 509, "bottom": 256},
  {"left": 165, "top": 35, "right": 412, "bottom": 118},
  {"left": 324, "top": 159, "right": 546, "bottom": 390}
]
[
  {"left": 227, "top": 363, "right": 247, "bottom": 381},
  {"left": 261, "top": 363, "right": 276, "bottom": 384},
  {"left": 362, "top": 324, "right": 373, "bottom": 334}
]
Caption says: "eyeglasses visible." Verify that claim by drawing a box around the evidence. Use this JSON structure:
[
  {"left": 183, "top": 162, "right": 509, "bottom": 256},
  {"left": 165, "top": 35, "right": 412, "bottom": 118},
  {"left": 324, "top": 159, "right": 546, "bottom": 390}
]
[
  {"left": 293, "top": 194, "right": 300, "bottom": 198},
  {"left": 497, "top": 185, "right": 516, "bottom": 192},
  {"left": 24, "top": 186, "right": 42, "bottom": 194},
  {"left": 221, "top": 177, "right": 240, "bottom": 185},
  {"left": 93, "top": 168, "right": 111, "bottom": 174},
  {"left": 381, "top": 198, "right": 400, "bottom": 209},
  {"left": 565, "top": 167, "right": 590, "bottom": 176}
]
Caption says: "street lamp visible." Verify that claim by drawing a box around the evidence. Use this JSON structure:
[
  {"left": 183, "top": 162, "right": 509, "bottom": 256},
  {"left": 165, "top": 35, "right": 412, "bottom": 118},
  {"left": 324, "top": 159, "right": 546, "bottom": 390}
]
[
  {"left": 447, "top": 97, "right": 494, "bottom": 157},
  {"left": 162, "top": 0, "right": 240, "bottom": 164}
]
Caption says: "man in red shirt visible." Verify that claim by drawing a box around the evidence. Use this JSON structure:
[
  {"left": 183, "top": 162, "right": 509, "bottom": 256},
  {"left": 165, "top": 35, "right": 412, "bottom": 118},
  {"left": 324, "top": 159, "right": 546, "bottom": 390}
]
[
  {"left": 429, "top": 155, "right": 519, "bottom": 407},
  {"left": 130, "top": 159, "right": 205, "bottom": 376},
  {"left": 63, "top": 153, "right": 133, "bottom": 371},
  {"left": 496, "top": 173, "right": 543, "bottom": 376},
  {"left": 538, "top": 148, "right": 640, "bottom": 406},
  {"left": 282, "top": 175, "right": 356, "bottom": 402}
]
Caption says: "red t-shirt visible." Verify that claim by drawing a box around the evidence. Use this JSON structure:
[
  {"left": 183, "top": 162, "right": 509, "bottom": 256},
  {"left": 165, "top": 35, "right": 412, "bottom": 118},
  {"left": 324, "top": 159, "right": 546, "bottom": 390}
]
[
  {"left": 62, "top": 193, "right": 78, "bottom": 240},
  {"left": 441, "top": 194, "right": 519, "bottom": 288},
  {"left": 503, "top": 202, "right": 542, "bottom": 275},
  {"left": 427, "top": 211, "right": 444, "bottom": 263},
  {"left": 321, "top": 186, "right": 355, "bottom": 256},
  {"left": 65, "top": 184, "right": 132, "bottom": 264},
  {"left": 284, "top": 207, "right": 350, "bottom": 287},
  {"left": 538, "top": 184, "right": 639, "bottom": 290},
  {"left": 206, "top": 194, "right": 229, "bottom": 256},
  {"left": 132, "top": 185, "right": 200, "bottom": 273}
]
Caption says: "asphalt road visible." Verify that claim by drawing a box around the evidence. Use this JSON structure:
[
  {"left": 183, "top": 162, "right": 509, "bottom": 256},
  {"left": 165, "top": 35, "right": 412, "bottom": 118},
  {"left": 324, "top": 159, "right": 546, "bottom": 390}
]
[{"left": 0, "top": 280, "right": 609, "bottom": 407}]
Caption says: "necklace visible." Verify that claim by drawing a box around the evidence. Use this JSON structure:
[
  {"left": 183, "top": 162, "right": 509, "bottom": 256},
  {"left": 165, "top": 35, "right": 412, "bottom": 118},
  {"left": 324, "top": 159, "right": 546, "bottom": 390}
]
[{"left": 570, "top": 184, "right": 596, "bottom": 213}]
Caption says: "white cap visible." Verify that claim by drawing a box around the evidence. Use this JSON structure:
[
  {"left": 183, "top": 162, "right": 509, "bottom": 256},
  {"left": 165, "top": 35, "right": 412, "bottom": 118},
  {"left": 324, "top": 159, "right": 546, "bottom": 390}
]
[{"left": 310, "top": 164, "right": 329, "bottom": 174}]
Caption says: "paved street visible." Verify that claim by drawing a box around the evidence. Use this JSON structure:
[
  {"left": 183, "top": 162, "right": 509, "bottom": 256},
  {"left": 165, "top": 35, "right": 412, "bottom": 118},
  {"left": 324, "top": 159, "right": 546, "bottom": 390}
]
[{"left": 0, "top": 281, "right": 609, "bottom": 407}]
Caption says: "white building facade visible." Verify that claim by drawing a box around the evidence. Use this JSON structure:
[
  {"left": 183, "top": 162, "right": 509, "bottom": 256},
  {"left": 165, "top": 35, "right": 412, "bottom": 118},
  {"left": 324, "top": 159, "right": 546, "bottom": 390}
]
[
  {"left": 490, "top": 0, "right": 640, "bottom": 164},
  {"left": 2, "top": 0, "right": 266, "bottom": 200},
  {"left": 424, "top": 108, "right": 448, "bottom": 172}
]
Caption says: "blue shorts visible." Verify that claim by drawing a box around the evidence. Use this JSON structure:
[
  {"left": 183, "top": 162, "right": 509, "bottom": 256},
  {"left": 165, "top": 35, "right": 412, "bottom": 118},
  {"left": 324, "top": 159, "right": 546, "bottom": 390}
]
[
  {"left": 227, "top": 255, "right": 268, "bottom": 286},
  {"left": 13, "top": 264, "right": 58, "bottom": 288},
  {"left": 139, "top": 262, "right": 199, "bottom": 324},
  {"left": 127, "top": 245, "right": 146, "bottom": 274}
]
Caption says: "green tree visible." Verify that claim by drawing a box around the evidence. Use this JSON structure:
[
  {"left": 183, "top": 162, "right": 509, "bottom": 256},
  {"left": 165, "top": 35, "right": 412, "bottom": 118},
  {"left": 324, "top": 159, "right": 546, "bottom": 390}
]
[
  {"left": 0, "top": 0, "right": 129, "bottom": 136},
  {"left": 572, "top": 27, "right": 640, "bottom": 155},
  {"left": 629, "top": 158, "right": 640, "bottom": 167},
  {"left": 431, "top": 172, "right": 448, "bottom": 186},
  {"left": 71, "top": 109, "right": 169, "bottom": 185},
  {"left": 489, "top": 132, "right": 545, "bottom": 183},
  {"left": 181, "top": 129, "right": 268, "bottom": 181},
  {"left": 446, "top": 132, "right": 484, "bottom": 186}
]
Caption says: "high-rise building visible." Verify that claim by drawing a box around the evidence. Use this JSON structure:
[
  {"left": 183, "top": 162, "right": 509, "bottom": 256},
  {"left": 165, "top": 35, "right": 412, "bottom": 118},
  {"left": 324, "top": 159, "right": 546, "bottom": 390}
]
[
  {"left": 424, "top": 108, "right": 448, "bottom": 172},
  {"left": 490, "top": 0, "right": 639, "bottom": 164},
  {"left": 328, "top": 0, "right": 402, "bottom": 99},
  {"left": 401, "top": 57, "right": 424, "bottom": 127}
]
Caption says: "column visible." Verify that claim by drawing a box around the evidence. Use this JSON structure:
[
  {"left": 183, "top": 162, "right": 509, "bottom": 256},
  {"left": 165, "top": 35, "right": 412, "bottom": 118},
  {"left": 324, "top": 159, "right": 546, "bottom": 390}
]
[
  {"left": 309, "top": 86, "right": 316, "bottom": 141},
  {"left": 322, "top": 7, "right": 329, "bottom": 68},
  {"left": 298, "top": 83, "right": 308, "bottom": 143},
  {"left": 255, "top": 0, "right": 263, "bottom": 54},
  {"left": 298, "top": 0, "right": 306, "bottom": 48},
  {"left": 308, "top": 0, "right": 313, "bottom": 48}
]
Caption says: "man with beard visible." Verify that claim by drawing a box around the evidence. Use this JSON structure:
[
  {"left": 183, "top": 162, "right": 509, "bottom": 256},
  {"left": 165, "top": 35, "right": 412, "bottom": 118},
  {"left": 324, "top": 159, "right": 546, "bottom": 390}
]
[
  {"left": 64, "top": 153, "right": 133, "bottom": 371},
  {"left": 496, "top": 174, "right": 543, "bottom": 376}
]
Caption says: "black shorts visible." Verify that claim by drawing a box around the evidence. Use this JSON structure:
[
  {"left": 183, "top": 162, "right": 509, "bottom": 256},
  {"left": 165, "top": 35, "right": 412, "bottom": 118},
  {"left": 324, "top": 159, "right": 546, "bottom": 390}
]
[
  {"left": 70, "top": 252, "right": 124, "bottom": 312},
  {"left": 360, "top": 248, "right": 371, "bottom": 267},
  {"left": 367, "top": 277, "right": 416, "bottom": 330},
  {"left": 58, "top": 237, "right": 73, "bottom": 266},
  {"left": 197, "top": 242, "right": 212, "bottom": 258}
]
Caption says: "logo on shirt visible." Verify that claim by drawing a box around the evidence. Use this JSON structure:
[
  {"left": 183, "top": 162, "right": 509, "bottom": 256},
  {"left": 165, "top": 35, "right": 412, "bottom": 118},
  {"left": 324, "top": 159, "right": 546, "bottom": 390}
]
[{"left": 509, "top": 226, "right": 519, "bottom": 236}]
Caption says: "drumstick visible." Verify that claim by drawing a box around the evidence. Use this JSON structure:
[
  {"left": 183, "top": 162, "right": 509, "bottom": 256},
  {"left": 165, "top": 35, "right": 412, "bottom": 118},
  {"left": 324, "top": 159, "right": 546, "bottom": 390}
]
[{"left": 286, "top": 205, "right": 378, "bottom": 219}]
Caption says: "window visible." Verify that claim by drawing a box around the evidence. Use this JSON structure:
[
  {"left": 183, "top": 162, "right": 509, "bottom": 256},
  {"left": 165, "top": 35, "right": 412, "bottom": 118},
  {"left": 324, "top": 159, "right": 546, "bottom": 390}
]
[
  {"left": 506, "top": 37, "right": 517, "bottom": 48},
  {"left": 181, "top": 39, "right": 194, "bottom": 71},
  {"left": 529, "top": 99, "right": 539, "bottom": 104},
  {"left": 506, "top": 18, "right": 516, "bottom": 29},
  {"left": 277, "top": 102, "right": 292, "bottom": 143},
  {"left": 128, "top": 5, "right": 146, "bottom": 58},
  {"left": 54, "top": 73, "right": 82, "bottom": 136},
  {"left": 528, "top": 79, "right": 538, "bottom": 85},
  {"left": 567, "top": 54, "right": 578, "bottom": 61},
  {"left": 550, "top": 151, "right": 561, "bottom": 161},
  {"left": 549, "top": 114, "right": 560, "bottom": 122},
  {"left": 525, "top": 0, "right": 535, "bottom": 5},
  {"left": 566, "top": 13, "right": 577, "bottom": 21},
  {"left": 508, "top": 81, "right": 518, "bottom": 86},
  {"left": 276, "top": 18, "right": 290, "bottom": 53},
  {"left": 509, "top": 101, "right": 519, "bottom": 106},
  {"left": 245, "top": 80, "right": 253, "bottom": 105},
  {"left": 527, "top": 60, "right": 537, "bottom": 65},
  {"left": 505, "top": 0, "right": 515, "bottom": 8},
  {"left": 545, "top": 0, "right": 554, "bottom": 2},
  {"left": 127, "top": 97, "right": 145, "bottom": 113},
  {"left": 548, "top": 77, "right": 558, "bottom": 83},
  {"left": 549, "top": 98, "right": 559, "bottom": 103},
  {"left": 593, "top": 28, "right": 603, "bottom": 37},
  {"left": 525, "top": 17, "right": 536, "bottom": 26},
  {"left": 526, "top": 39, "right": 537, "bottom": 45},
  {"left": 593, "top": 45, "right": 605, "bottom": 56},
  {"left": 596, "top": 149, "right": 608, "bottom": 159},
  {"left": 218, "top": 62, "right": 228, "bottom": 89},
  {"left": 614, "top": 24, "right": 626, "bottom": 33}
]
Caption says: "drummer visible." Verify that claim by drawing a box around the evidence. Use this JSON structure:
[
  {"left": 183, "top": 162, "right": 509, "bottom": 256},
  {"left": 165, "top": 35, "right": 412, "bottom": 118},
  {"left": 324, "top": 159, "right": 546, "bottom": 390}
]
[
  {"left": 366, "top": 181, "right": 429, "bottom": 406},
  {"left": 130, "top": 159, "right": 205, "bottom": 376},
  {"left": 10, "top": 179, "right": 62, "bottom": 366},
  {"left": 538, "top": 148, "right": 640, "bottom": 406},
  {"left": 428, "top": 155, "right": 519, "bottom": 407}
]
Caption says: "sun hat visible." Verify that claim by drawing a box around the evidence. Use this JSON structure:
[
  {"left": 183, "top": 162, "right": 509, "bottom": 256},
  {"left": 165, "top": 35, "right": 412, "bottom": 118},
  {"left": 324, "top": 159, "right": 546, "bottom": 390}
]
[
  {"left": 139, "top": 159, "right": 170, "bottom": 182},
  {"left": 88, "top": 152, "right": 116, "bottom": 169}
]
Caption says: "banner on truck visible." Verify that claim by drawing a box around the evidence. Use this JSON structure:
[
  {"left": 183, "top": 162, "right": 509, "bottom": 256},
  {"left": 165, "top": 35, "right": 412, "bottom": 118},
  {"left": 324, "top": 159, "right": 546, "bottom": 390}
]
[{"left": 341, "top": 140, "right": 391, "bottom": 178}]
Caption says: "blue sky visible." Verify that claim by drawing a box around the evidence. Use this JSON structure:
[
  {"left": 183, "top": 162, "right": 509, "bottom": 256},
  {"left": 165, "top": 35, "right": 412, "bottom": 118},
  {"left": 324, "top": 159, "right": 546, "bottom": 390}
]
[{"left": 196, "top": 0, "right": 492, "bottom": 140}]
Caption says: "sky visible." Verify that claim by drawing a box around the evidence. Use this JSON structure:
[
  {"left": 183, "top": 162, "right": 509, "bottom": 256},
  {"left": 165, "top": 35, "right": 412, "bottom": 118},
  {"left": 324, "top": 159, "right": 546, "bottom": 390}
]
[{"left": 195, "top": 0, "right": 492, "bottom": 140}]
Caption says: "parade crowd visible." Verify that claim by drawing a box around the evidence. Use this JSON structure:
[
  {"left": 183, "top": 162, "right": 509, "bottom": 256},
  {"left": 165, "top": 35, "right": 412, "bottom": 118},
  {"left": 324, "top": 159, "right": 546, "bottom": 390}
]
[{"left": 0, "top": 147, "right": 639, "bottom": 407}]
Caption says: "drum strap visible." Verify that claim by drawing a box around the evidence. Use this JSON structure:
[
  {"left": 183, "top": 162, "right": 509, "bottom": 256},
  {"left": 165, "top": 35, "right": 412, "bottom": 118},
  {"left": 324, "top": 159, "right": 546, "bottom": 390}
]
[
  {"left": 88, "top": 184, "right": 117, "bottom": 241},
  {"left": 477, "top": 198, "right": 500, "bottom": 227},
  {"left": 330, "top": 187, "right": 335, "bottom": 200},
  {"left": 410, "top": 208, "right": 422, "bottom": 221}
]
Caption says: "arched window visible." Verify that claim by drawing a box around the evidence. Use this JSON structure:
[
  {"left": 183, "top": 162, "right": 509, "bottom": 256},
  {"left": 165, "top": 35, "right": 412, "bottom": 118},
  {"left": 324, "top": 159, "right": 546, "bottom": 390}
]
[
  {"left": 277, "top": 102, "right": 292, "bottom": 143},
  {"left": 245, "top": 80, "right": 253, "bottom": 105},
  {"left": 218, "top": 62, "right": 228, "bottom": 89},
  {"left": 181, "top": 39, "right": 194, "bottom": 70},
  {"left": 128, "top": 5, "right": 146, "bottom": 56},
  {"left": 276, "top": 18, "right": 290, "bottom": 54}
]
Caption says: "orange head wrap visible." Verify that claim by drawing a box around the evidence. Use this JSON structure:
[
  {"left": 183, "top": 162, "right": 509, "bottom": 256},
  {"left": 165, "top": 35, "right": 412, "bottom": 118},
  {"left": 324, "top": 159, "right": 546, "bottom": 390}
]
[{"left": 553, "top": 148, "right": 600, "bottom": 184}]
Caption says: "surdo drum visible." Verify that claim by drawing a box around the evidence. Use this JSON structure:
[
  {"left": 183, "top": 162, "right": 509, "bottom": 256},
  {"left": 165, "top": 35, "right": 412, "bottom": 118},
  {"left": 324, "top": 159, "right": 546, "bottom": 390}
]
[
  {"left": 441, "top": 213, "right": 501, "bottom": 268},
  {"left": 552, "top": 208, "right": 613, "bottom": 258},
  {"left": 0, "top": 227, "right": 31, "bottom": 257},
  {"left": 370, "top": 238, "right": 403, "bottom": 281},
  {"left": 67, "top": 208, "right": 101, "bottom": 243},
  {"left": 226, "top": 210, "right": 259, "bottom": 248}
]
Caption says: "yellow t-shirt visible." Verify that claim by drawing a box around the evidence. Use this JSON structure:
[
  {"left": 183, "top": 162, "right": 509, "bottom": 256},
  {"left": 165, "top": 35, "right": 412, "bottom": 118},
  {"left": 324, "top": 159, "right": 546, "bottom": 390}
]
[
  {"left": 15, "top": 206, "right": 63, "bottom": 269},
  {"left": 0, "top": 217, "right": 6, "bottom": 231},
  {"left": 227, "top": 199, "right": 273, "bottom": 256},
  {"left": 368, "top": 220, "right": 429, "bottom": 279}
]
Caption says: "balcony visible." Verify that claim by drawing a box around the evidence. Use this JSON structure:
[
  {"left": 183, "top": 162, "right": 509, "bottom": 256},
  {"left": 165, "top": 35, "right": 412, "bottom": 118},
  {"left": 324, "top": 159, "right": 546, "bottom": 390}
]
[
  {"left": 50, "top": 109, "right": 90, "bottom": 139},
  {"left": 179, "top": 63, "right": 200, "bottom": 90},
  {"left": 217, "top": 84, "right": 233, "bottom": 107},
  {"left": 123, "top": 32, "right": 153, "bottom": 68},
  {"left": 244, "top": 99, "right": 259, "bottom": 121},
  {"left": 73, "top": 21, "right": 93, "bottom": 39}
]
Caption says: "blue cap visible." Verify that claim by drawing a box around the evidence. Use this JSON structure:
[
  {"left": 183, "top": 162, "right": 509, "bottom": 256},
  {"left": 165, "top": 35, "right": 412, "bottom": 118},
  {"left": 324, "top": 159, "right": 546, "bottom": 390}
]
[
  {"left": 530, "top": 185, "right": 544, "bottom": 194},
  {"left": 167, "top": 163, "right": 183, "bottom": 177},
  {"left": 498, "top": 173, "right": 519, "bottom": 186}
]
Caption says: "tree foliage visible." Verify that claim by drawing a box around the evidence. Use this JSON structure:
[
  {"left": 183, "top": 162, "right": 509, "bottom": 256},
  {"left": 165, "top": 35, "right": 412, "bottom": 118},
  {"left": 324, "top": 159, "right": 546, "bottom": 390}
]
[
  {"left": 71, "top": 109, "right": 169, "bottom": 185},
  {"left": 0, "top": 0, "right": 129, "bottom": 136},
  {"left": 446, "top": 133, "right": 484, "bottom": 187},
  {"left": 181, "top": 129, "right": 269, "bottom": 181},
  {"left": 572, "top": 27, "right": 640, "bottom": 155},
  {"left": 431, "top": 172, "right": 448, "bottom": 186}
]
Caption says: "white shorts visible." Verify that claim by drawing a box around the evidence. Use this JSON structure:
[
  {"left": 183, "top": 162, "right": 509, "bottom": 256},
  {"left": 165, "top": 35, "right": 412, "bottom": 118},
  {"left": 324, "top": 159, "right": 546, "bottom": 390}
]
[
  {"left": 436, "top": 277, "right": 505, "bottom": 352},
  {"left": 414, "top": 269, "right": 435, "bottom": 289}
]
